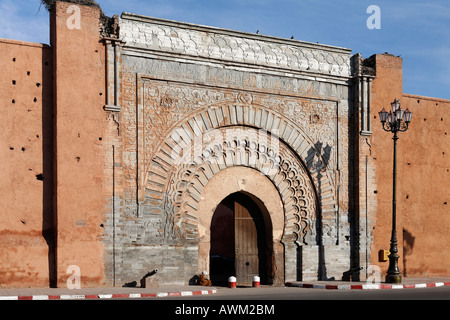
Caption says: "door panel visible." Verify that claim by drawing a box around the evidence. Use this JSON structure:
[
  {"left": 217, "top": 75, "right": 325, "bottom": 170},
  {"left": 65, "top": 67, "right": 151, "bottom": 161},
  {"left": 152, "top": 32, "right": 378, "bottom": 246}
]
[
  {"left": 210, "top": 198, "right": 235, "bottom": 285},
  {"left": 234, "top": 199, "right": 259, "bottom": 286},
  {"left": 211, "top": 192, "right": 268, "bottom": 286}
]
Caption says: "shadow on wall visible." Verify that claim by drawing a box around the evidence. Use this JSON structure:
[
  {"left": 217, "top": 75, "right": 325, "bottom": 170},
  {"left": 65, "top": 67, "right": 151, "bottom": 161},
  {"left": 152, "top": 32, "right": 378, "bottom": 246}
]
[
  {"left": 39, "top": 48, "right": 56, "bottom": 288},
  {"left": 307, "top": 141, "right": 333, "bottom": 281},
  {"left": 402, "top": 228, "right": 415, "bottom": 277}
]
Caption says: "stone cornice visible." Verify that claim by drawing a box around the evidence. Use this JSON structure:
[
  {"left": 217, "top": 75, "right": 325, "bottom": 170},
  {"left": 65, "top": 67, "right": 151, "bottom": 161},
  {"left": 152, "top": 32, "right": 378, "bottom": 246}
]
[{"left": 119, "top": 12, "right": 352, "bottom": 79}]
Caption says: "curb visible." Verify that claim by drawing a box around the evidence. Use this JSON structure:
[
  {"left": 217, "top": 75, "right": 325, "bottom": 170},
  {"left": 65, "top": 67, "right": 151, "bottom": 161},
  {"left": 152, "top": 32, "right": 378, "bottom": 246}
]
[
  {"left": 0, "top": 289, "right": 217, "bottom": 300},
  {"left": 286, "top": 281, "right": 450, "bottom": 290}
]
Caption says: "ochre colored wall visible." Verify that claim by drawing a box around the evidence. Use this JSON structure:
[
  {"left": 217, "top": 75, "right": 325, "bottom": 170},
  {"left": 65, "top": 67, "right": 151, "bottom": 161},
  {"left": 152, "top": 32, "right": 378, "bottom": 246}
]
[
  {"left": 369, "top": 54, "right": 404, "bottom": 276},
  {"left": 0, "top": 39, "right": 54, "bottom": 287},
  {"left": 0, "top": 2, "right": 107, "bottom": 288},
  {"left": 396, "top": 94, "right": 450, "bottom": 276},
  {"left": 51, "top": 2, "right": 107, "bottom": 287},
  {"left": 371, "top": 54, "right": 450, "bottom": 277}
]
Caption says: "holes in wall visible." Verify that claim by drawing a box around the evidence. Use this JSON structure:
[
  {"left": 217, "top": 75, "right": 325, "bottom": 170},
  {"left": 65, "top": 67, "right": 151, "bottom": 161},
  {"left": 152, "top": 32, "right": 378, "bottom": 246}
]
[
  {"left": 12, "top": 58, "right": 16, "bottom": 62},
  {"left": 9, "top": 147, "right": 14, "bottom": 151},
  {"left": 27, "top": 71, "right": 31, "bottom": 76},
  {"left": 12, "top": 99, "right": 15, "bottom": 104},
  {"left": 33, "top": 97, "right": 37, "bottom": 103},
  {"left": 36, "top": 174, "right": 44, "bottom": 181},
  {"left": 12, "top": 80, "right": 16, "bottom": 85},
  {"left": 36, "top": 83, "right": 41, "bottom": 88},
  {"left": 21, "top": 147, "right": 25, "bottom": 152},
  {"left": 75, "top": 157, "right": 81, "bottom": 162}
]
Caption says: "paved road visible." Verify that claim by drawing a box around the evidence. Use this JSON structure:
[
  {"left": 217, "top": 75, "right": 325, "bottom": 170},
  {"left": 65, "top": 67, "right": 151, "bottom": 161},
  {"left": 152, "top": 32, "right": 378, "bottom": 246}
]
[
  {"left": 153, "top": 285, "right": 450, "bottom": 300},
  {"left": 146, "top": 286, "right": 449, "bottom": 319}
]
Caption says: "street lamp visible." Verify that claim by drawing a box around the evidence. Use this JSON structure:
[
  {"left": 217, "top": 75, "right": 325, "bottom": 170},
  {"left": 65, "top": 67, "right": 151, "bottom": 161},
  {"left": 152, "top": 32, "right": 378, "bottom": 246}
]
[{"left": 378, "top": 99, "right": 412, "bottom": 284}]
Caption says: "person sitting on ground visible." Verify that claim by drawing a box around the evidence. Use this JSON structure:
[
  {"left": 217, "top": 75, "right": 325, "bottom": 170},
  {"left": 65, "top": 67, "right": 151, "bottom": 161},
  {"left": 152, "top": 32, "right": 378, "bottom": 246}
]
[{"left": 198, "top": 271, "right": 212, "bottom": 286}]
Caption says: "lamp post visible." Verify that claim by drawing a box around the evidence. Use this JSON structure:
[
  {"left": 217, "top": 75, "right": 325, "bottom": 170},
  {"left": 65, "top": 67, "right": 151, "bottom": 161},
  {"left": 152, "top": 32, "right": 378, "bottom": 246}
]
[{"left": 378, "top": 99, "right": 412, "bottom": 284}]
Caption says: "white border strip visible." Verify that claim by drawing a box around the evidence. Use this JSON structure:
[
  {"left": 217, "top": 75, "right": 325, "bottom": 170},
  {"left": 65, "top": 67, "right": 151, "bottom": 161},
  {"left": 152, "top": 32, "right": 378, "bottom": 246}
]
[
  {"left": 0, "top": 296, "right": 18, "bottom": 300},
  {"left": 391, "top": 284, "right": 404, "bottom": 289},
  {"left": 361, "top": 284, "right": 380, "bottom": 290},
  {"left": 0, "top": 288, "right": 218, "bottom": 300},
  {"left": 286, "top": 281, "right": 450, "bottom": 290},
  {"left": 60, "top": 294, "right": 86, "bottom": 300},
  {"left": 156, "top": 292, "right": 168, "bottom": 298}
]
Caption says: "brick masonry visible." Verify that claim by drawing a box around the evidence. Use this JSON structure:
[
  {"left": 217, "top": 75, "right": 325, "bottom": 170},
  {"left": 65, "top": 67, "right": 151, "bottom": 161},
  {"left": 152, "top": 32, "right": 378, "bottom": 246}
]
[{"left": 99, "top": 12, "right": 358, "bottom": 286}]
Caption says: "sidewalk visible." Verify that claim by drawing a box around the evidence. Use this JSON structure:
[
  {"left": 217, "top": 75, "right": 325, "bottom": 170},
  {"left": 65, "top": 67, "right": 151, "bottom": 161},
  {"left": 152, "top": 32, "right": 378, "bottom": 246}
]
[
  {"left": 1, "top": 277, "right": 450, "bottom": 300},
  {"left": 286, "top": 277, "right": 450, "bottom": 290},
  {"left": 0, "top": 285, "right": 217, "bottom": 300}
]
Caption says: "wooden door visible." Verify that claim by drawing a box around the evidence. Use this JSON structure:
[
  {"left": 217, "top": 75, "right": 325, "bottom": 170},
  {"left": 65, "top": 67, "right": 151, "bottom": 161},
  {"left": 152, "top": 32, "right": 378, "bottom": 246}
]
[
  {"left": 210, "top": 198, "right": 235, "bottom": 285},
  {"left": 234, "top": 197, "right": 262, "bottom": 286}
]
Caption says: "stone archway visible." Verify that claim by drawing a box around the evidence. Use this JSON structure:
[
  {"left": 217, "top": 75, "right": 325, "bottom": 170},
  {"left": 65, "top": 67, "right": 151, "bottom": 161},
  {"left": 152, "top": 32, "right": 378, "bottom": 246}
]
[
  {"left": 162, "top": 125, "right": 319, "bottom": 244},
  {"left": 139, "top": 101, "right": 339, "bottom": 283},
  {"left": 142, "top": 103, "right": 337, "bottom": 229},
  {"left": 209, "top": 191, "right": 273, "bottom": 286},
  {"left": 154, "top": 124, "right": 322, "bottom": 284},
  {"left": 198, "top": 166, "right": 283, "bottom": 285}
]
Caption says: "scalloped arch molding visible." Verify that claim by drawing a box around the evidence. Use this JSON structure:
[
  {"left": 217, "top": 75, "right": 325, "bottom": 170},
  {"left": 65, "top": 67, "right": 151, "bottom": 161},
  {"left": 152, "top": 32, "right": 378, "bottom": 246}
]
[{"left": 144, "top": 103, "right": 337, "bottom": 247}]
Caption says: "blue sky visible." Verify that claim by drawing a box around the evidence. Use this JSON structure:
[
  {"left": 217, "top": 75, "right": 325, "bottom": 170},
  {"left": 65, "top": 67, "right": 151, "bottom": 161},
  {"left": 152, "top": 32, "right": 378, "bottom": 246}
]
[{"left": 1, "top": 0, "right": 449, "bottom": 99}]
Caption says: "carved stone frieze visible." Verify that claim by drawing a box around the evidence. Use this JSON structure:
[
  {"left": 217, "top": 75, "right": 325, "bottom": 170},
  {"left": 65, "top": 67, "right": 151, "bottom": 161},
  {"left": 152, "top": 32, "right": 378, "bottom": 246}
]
[
  {"left": 119, "top": 74, "right": 342, "bottom": 245},
  {"left": 131, "top": 80, "right": 340, "bottom": 243},
  {"left": 119, "top": 13, "right": 351, "bottom": 78},
  {"left": 162, "top": 126, "right": 318, "bottom": 245},
  {"left": 136, "top": 78, "right": 338, "bottom": 187}
]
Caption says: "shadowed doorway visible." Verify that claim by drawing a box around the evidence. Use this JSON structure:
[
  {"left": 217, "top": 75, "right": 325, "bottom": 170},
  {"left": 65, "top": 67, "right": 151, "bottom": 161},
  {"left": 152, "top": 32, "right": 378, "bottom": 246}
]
[{"left": 210, "top": 192, "right": 272, "bottom": 286}]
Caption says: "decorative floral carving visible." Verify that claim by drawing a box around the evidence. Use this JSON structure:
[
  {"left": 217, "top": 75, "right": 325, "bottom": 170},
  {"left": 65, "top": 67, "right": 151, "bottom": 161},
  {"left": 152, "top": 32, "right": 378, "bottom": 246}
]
[
  {"left": 121, "top": 77, "right": 340, "bottom": 245},
  {"left": 119, "top": 16, "right": 351, "bottom": 77},
  {"left": 238, "top": 93, "right": 253, "bottom": 105},
  {"left": 162, "top": 126, "right": 318, "bottom": 245}
]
